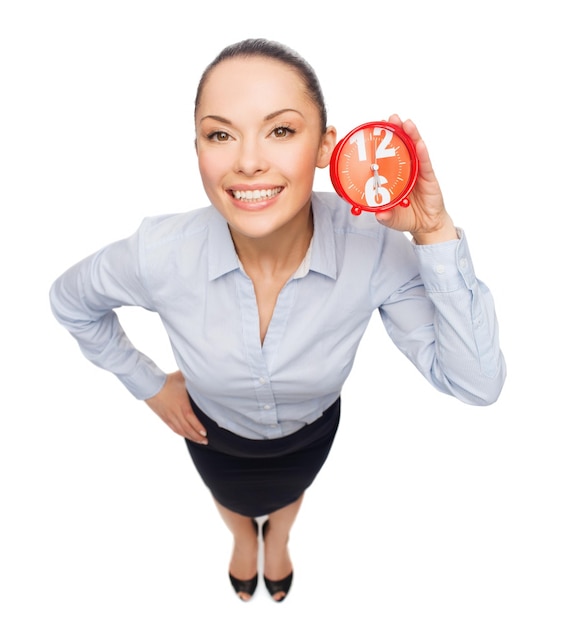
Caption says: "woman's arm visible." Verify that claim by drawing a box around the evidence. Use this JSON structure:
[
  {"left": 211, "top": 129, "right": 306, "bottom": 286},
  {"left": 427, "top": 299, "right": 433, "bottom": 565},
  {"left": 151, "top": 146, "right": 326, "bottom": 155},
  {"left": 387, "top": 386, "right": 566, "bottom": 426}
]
[
  {"left": 371, "top": 115, "right": 505, "bottom": 403},
  {"left": 378, "top": 229, "right": 506, "bottom": 406},
  {"left": 49, "top": 232, "right": 207, "bottom": 442}
]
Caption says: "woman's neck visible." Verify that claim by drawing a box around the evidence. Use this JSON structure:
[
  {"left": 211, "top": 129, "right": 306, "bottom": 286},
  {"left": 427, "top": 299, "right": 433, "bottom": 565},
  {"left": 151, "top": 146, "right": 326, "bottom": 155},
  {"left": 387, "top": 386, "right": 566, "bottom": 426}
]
[{"left": 230, "top": 207, "right": 314, "bottom": 278}]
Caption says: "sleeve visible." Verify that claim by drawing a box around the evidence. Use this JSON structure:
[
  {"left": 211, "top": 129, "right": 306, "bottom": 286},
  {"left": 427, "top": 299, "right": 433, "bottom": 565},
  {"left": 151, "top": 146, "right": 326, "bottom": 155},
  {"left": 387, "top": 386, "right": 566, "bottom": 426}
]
[
  {"left": 49, "top": 227, "right": 168, "bottom": 400},
  {"left": 377, "top": 229, "right": 506, "bottom": 405}
]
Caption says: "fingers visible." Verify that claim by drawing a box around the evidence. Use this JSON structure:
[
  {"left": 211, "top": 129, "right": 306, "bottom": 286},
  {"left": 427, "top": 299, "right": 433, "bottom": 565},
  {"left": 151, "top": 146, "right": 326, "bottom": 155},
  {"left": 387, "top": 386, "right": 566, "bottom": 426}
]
[
  {"left": 165, "top": 406, "right": 208, "bottom": 444},
  {"left": 145, "top": 371, "right": 208, "bottom": 444},
  {"left": 180, "top": 409, "right": 209, "bottom": 445},
  {"left": 387, "top": 114, "right": 419, "bottom": 142},
  {"left": 168, "top": 372, "right": 208, "bottom": 443},
  {"left": 375, "top": 114, "right": 450, "bottom": 236},
  {"left": 387, "top": 112, "right": 402, "bottom": 127},
  {"left": 388, "top": 114, "right": 436, "bottom": 183}
]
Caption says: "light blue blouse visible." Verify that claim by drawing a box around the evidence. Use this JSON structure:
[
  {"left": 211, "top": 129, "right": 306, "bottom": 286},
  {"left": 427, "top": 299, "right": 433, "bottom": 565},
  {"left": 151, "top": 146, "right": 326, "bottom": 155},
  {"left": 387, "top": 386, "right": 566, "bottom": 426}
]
[{"left": 49, "top": 192, "right": 506, "bottom": 439}]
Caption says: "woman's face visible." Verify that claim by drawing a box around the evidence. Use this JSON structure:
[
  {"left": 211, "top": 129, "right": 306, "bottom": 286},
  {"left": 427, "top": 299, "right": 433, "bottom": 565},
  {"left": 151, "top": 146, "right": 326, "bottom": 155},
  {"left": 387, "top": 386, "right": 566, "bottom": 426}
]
[{"left": 195, "top": 56, "right": 336, "bottom": 241}]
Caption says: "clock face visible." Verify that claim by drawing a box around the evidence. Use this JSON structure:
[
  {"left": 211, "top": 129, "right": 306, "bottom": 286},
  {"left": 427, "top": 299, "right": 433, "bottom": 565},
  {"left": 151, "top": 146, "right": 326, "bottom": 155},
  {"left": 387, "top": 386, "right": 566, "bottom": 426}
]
[{"left": 330, "top": 121, "right": 419, "bottom": 215}]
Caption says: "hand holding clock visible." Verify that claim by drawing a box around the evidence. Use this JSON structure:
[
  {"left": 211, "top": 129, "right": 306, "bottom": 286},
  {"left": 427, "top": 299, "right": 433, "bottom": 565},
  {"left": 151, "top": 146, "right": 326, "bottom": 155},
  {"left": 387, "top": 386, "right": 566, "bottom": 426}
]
[
  {"left": 330, "top": 114, "right": 458, "bottom": 245},
  {"left": 376, "top": 115, "right": 458, "bottom": 245}
]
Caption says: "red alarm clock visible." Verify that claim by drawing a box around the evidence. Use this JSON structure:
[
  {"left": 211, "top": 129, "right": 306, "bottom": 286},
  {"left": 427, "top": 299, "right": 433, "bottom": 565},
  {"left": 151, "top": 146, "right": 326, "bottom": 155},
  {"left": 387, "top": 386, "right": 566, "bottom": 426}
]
[{"left": 330, "top": 121, "right": 419, "bottom": 215}]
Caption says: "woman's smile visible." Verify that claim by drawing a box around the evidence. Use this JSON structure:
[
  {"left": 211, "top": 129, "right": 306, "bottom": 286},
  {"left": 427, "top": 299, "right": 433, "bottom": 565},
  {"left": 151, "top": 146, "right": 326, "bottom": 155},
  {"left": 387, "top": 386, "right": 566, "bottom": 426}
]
[
  {"left": 229, "top": 186, "right": 284, "bottom": 204},
  {"left": 231, "top": 187, "right": 283, "bottom": 202}
]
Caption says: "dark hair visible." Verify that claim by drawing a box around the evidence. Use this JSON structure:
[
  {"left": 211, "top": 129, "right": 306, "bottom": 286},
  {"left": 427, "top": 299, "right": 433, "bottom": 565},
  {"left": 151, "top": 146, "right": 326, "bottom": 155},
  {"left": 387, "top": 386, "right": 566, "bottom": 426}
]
[{"left": 194, "top": 38, "right": 328, "bottom": 134}]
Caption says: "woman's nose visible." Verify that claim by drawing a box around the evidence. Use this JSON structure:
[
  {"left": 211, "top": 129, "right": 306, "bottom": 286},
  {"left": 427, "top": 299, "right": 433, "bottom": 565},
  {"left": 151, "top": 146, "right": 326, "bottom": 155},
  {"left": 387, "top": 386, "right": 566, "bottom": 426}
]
[{"left": 234, "top": 137, "right": 268, "bottom": 176}]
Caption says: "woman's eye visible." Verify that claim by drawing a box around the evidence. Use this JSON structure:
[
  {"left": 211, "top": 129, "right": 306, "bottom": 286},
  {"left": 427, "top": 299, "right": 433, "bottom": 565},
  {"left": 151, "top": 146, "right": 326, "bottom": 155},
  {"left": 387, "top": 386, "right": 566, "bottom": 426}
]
[
  {"left": 272, "top": 126, "right": 295, "bottom": 138},
  {"left": 208, "top": 131, "right": 231, "bottom": 142}
]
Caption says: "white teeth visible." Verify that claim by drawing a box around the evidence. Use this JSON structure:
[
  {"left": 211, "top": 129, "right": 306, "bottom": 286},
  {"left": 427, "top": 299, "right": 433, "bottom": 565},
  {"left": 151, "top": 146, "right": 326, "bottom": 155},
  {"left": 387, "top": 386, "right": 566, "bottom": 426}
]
[{"left": 232, "top": 187, "right": 282, "bottom": 201}]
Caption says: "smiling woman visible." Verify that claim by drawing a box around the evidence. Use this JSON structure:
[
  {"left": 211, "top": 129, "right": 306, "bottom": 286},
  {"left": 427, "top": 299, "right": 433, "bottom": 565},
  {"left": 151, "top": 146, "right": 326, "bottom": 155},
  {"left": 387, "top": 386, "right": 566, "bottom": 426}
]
[
  {"left": 49, "top": 38, "right": 506, "bottom": 604},
  {"left": 195, "top": 54, "right": 335, "bottom": 248}
]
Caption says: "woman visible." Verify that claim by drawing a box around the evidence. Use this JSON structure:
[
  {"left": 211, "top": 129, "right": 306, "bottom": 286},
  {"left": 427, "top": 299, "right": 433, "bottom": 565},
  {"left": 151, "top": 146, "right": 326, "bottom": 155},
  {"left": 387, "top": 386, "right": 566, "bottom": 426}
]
[{"left": 49, "top": 38, "right": 506, "bottom": 602}]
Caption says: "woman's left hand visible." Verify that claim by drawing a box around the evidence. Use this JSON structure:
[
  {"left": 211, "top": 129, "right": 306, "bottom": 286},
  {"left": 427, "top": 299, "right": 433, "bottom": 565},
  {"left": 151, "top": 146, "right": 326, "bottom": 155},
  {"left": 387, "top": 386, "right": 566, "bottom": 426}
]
[{"left": 375, "top": 114, "right": 459, "bottom": 245}]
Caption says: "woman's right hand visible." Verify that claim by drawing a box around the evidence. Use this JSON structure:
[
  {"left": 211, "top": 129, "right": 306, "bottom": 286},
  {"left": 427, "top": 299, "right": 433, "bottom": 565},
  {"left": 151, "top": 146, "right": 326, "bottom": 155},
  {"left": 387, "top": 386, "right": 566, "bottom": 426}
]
[{"left": 144, "top": 371, "right": 208, "bottom": 444}]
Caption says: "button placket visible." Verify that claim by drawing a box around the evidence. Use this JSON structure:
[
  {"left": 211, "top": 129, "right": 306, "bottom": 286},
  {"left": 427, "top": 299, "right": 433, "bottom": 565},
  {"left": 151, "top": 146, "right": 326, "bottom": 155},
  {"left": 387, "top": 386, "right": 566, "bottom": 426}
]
[{"left": 235, "top": 270, "right": 278, "bottom": 427}]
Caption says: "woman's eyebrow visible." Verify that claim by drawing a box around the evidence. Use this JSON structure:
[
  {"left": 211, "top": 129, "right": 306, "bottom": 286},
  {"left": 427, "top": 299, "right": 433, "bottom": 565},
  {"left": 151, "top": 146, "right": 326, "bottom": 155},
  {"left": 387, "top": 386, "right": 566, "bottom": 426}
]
[
  {"left": 264, "top": 108, "right": 304, "bottom": 121},
  {"left": 199, "top": 114, "right": 232, "bottom": 124},
  {"left": 199, "top": 108, "right": 304, "bottom": 125}
]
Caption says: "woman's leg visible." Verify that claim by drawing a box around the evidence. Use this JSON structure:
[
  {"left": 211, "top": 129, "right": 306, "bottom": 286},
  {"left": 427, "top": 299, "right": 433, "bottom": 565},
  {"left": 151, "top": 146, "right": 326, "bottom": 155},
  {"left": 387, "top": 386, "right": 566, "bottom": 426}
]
[
  {"left": 263, "top": 493, "right": 304, "bottom": 601},
  {"left": 214, "top": 499, "right": 259, "bottom": 601}
]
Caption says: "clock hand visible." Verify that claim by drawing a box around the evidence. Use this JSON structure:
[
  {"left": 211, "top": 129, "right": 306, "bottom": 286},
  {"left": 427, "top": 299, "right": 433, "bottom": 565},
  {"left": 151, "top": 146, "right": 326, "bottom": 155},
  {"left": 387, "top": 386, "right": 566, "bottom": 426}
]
[{"left": 371, "top": 163, "right": 381, "bottom": 190}]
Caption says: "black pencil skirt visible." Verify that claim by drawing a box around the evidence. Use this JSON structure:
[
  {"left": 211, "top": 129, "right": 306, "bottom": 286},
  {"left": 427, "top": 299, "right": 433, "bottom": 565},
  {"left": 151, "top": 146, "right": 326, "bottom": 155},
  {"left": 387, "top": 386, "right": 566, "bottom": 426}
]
[{"left": 185, "top": 397, "right": 341, "bottom": 517}]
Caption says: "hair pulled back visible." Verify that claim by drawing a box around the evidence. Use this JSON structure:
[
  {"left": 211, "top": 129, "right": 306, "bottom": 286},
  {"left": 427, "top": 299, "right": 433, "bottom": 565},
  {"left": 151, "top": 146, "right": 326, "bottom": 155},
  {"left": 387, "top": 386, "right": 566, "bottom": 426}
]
[{"left": 195, "top": 38, "right": 328, "bottom": 134}]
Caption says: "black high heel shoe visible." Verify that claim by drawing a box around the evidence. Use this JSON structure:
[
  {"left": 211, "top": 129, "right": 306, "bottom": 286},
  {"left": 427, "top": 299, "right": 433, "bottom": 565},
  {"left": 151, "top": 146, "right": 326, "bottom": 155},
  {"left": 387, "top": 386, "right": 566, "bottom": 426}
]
[
  {"left": 229, "top": 519, "right": 259, "bottom": 601},
  {"left": 262, "top": 520, "right": 293, "bottom": 602}
]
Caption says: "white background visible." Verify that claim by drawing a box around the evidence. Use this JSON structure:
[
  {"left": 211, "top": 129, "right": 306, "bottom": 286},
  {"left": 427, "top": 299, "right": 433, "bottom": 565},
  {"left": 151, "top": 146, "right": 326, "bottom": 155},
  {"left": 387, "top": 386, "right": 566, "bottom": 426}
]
[{"left": 1, "top": 0, "right": 565, "bottom": 623}]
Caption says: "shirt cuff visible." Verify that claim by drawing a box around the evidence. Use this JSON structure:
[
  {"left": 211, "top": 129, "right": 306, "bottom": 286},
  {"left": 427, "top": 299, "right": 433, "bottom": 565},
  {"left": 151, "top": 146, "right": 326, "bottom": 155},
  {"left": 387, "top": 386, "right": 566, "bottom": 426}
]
[
  {"left": 116, "top": 358, "right": 168, "bottom": 400},
  {"left": 412, "top": 228, "right": 476, "bottom": 293}
]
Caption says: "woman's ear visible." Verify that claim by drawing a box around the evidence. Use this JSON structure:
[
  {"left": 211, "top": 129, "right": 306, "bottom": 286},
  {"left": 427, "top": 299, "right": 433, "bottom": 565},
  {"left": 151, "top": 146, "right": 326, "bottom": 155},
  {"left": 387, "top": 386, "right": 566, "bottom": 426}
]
[{"left": 316, "top": 126, "right": 337, "bottom": 168}]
